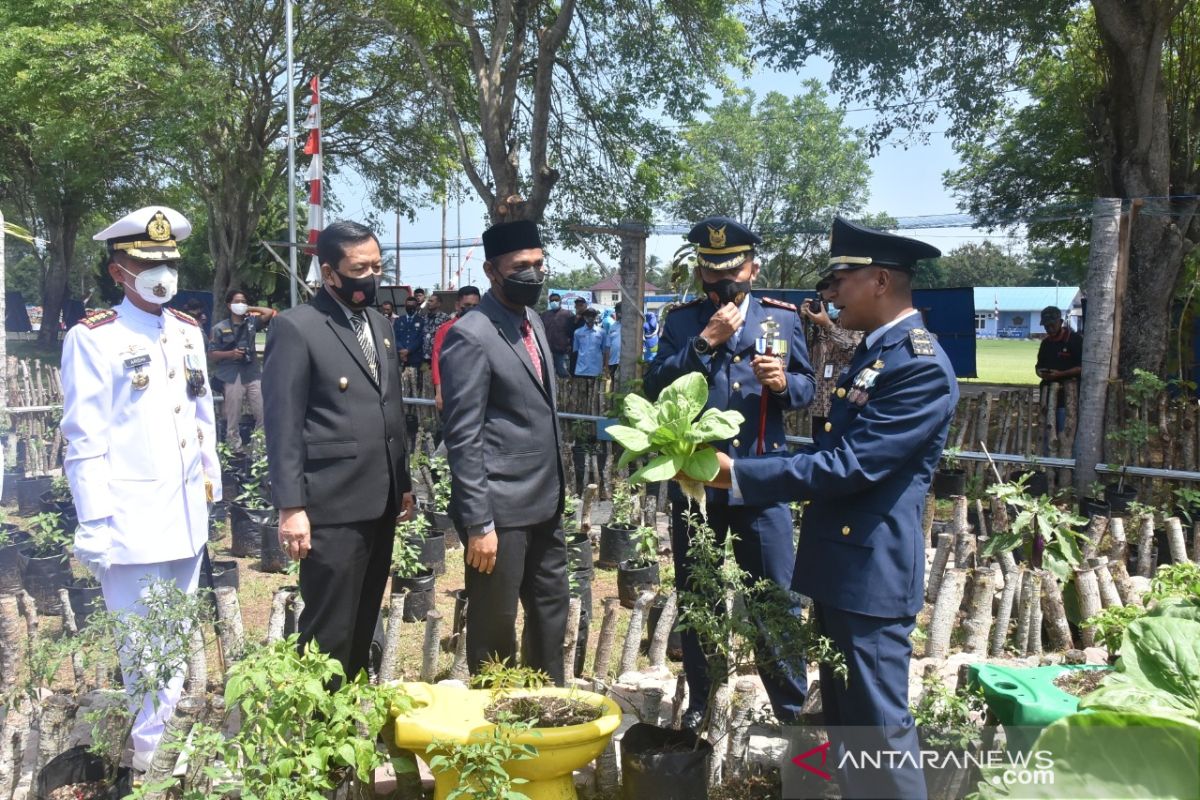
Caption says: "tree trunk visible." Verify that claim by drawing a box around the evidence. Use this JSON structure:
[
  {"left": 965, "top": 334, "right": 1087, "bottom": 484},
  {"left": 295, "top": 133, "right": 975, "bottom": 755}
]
[
  {"left": 214, "top": 586, "right": 245, "bottom": 665},
  {"left": 1090, "top": 557, "right": 1123, "bottom": 608},
  {"left": 1025, "top": 572, "right": 1043, "bottom": 656},
  {"left": 266, "top": 588, "right": 291, "bottom": 643},
  {"left": 726, "top": 680, "right": 757, "bottom": 779},
  {"left": 647, "top": 592, "right": 678, "bottom": 669},
  {"left": 1164, "top": 517, "right": 1188, "bottom": 564},
  {"left": 143, "top": 696, "right": 206, "bottom": 794},
  {"left": 1075, "top": 197, "right": 1122, "bottom": 492},
  {"left": 1014, "top": 569, "right": 1035, "bottom": 657},
  {"left": 641, "top": 685, "right": 665, "bottom": 728},
  {"left": 926, "top": 532, "right": 955, "bottom": 604},
  {"left": 990, "top": 551, "right": 1019, "bottom": 657},
  {"left": 186, "top": 628, "right": 207, "bottom": 697},
  {"left": 961, "top": 568, "right": 995, "bottom": 654},
  {"left": 617, "top": 223, "right": 648, "bottom": 393},
  {"left": 421, "top": 609, "right": 443, "bottom": 683},
  {"left": 380, "top": 594, "right": 406, "bottom": 684},
  {"left": 1074, "top": 566, "right": 1103, "bottom": 647},
  {"left": 36, "top": 205, "right": 78, "bottom": 347},
  {"left": 561, "top": 597, "right": 581, "bottom": 682},
  {"left": 618, "top": 591, "right": 654, "bottom": 676},
  {"left": 1136, "top": 515, "right": 1155, "bottom": 577}
]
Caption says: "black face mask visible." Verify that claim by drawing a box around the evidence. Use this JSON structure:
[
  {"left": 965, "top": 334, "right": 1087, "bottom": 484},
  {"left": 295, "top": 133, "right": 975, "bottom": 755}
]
[
  {"left": 703, "top": 278, "right": 751, "bottom": 307},
  {"left": 328, "top": 269, "right": 379, "bottom": 310},
  {"left": 404, "top": 305, "right": 417, "bottom": 316},
  {"left": 500, "top": 267, "right": 545, "bottom": 307}
]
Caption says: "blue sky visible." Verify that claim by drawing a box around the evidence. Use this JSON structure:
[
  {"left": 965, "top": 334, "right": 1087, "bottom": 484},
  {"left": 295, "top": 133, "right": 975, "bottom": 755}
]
[{"left": 328, "top": 57, "right": 1018, "bottom": 291}]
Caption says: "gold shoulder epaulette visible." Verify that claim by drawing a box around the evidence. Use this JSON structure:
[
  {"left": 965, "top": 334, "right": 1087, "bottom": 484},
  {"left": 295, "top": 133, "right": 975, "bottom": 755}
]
[
  {"left": 761, "top": 296, "right": 797, "bottom": 311},
  {"left": 166, "top": 307, "right": 198, "bottom": 326},
  {"left": 909, "top": 328, "right": 936, "bottom": 357},
  {"left": 80, "top": 309, "right": 118, "bottom": 329}
]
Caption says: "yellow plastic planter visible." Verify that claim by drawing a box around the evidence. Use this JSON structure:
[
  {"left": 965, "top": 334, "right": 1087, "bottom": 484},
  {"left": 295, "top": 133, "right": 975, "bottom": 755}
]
[{"left": 386, "top": 682, "right": 622, "bottom": 800}]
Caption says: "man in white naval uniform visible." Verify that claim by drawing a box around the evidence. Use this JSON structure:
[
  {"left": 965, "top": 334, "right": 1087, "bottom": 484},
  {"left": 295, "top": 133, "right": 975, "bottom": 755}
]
[{"left": 61, "top": 206, "right": 221, "bottom": 772}]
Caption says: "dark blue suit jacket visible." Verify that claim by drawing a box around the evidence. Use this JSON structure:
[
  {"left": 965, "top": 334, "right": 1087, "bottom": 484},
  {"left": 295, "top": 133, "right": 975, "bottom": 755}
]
[
  {"left": 734, "top": 313, "right": 958, "bottom": 617},
  {"left": 644, "top": 294, "right": 815, "bottom": 505}
]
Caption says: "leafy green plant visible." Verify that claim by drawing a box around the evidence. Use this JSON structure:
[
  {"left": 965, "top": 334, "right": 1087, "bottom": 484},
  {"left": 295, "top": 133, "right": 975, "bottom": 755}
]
[
  {"left": 608, "top": 482, "right": 637, "bottom": 528},
  {"left": 391, "top": 535, "right": 424, "bottom": 579},
  {"left": 1087, "top": 479, "right": 1106, "bottom": 502},
  {"left": 1147, "top": 562, "right": 1200, "bottom": 604},
  {"left": 1173, "top": 486, "right": 1200, "bottom": 526},
  {"left": 676, "top": 512, "right": 844, "bottom": 740},
  {"left": 396, "top": 512, "right": 432, "bottom": 541},
  {"left": 562, "top": 492, "right": 579, "bottom": 528},
  {"left": 910, "top": 673, "right": 987, "bottom": 751},
  {"left": 1083, "top": 562, "right": 1200, "bottom": 654},
  {"left": 1084, "top": 605, "right": 1147, "bottom": 655},
  {"left": 470, "top": 657, "right": 550, "bottom": 696},
  {"left": 47, "top": 475, "right": 71, "bottom": 502},
  {"left": 1081, "top": 612, "right": 1200, "bottom": 722},
  {"left": 981, "top": 475, "right": 1088, "bottom": 581},
  {"left": 939, "top": 446, "right": 963, "bottom": 472},
  {"left": 607, "top": 373, "right": 743, "bottom": 507},
  {"left": 429, "top": 455, "right": 452, "bottom": 513},
  {"left": 628, "top": 526, "right": 658, "bottom": 569},
  {"left": 156, "top": 637, "right": 414, "bottom": 800},
  {"left": 427, "top": 714, "right": 537, "bottom": 800},
  {"left": 26, "top": 512, "right": 69, "bottom": 558},
  {"left": 235, "top": 441, "right": 272, "bottom": 510},
  {"left": 1106, "top": 368, "right": 1168, "bottom": 490}
]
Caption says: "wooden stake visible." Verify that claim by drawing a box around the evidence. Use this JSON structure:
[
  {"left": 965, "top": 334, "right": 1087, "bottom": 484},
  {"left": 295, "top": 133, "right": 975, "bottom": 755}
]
[
  {"left": 618, "top": 591, "right": 655, "bottom": 676},
  {"left": 1074, "top": 567, "right": 1103, "bottom": 647},
  {"left": 1014, "top": 569, "right": 1034, "bottom": 657},
  {"left": 926, "top": 532, "right": 955, "bottom": 604},
  {"left": 379, "top": 594, "right": 406, "bottom": 684},
  {"left": 1109, "top": 559, "right": 1137, "bottom": 606},
  {"left": 562, "top": 597, "right": 582, "bottom": 681},
  {"left": 214, "top": 586, "right": 245, "bottom": 664},
  {"left": 961, "top": 568, "right": 995, "bottom": 655},
  {"left": 1164, "top": 517, "right": 1189, "bottom": 564},
  {"left": 1089, "top": 557, "right": 1124, "bottom": 608},
  {"left": 1026, "top": 572, "right": 1043, "bottom": 656},
  {"left": 592, "top": 597, "right": 621, "bottom": 679},
  {"left": 990, "top": 551, "right": 1019, "bottom": 657},
  {"left": 647, "top": 592, "right": 678, "bottom": 669},
  {"left": 926, "top": 568, "right": 967, "bottom": 659},
  {"left": 421, "top": 609, "right": 443, "bottom": 683},
  {"left": 1136, "top": 515, "right": 1155, "bottom": 578},
  {"left": 1038, "top": 570, "right": 1075, "bottom": 651}
]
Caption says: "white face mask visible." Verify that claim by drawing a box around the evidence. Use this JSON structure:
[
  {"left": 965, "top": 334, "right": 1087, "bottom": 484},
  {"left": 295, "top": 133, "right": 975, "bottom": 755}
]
[
  {"left": 230, "top": 302, "right": 248, "bottom": 316},
  {"left": 118, "top": 263, "right": 178, "bottom": 305}
]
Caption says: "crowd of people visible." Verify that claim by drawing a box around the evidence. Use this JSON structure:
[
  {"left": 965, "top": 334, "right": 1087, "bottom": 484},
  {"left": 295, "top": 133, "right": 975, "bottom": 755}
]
[{"left": 58, "top": 202, "right": 1085, "bottom": 799}]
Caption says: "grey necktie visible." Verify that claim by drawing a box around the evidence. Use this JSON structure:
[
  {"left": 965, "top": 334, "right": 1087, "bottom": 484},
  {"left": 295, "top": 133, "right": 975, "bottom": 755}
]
[{"left": 350, "top": 311, "right": 379, "bottom": 382}]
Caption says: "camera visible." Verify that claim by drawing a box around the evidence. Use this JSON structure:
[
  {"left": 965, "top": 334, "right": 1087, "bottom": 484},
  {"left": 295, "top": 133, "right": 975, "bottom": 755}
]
[{"left": 808, "top": 299, "right": 823, "bottom": 314}]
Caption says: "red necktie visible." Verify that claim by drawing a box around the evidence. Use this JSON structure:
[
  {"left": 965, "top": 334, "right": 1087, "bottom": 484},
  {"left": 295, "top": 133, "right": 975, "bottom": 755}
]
[{"left": 520, "top": 319, "right": 544, "bottom": 385}]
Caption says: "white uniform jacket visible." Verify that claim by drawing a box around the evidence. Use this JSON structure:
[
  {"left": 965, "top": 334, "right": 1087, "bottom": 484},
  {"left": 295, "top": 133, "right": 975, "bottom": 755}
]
[{"left": 61, "top": 298, "right": 222, "bottom": 565}]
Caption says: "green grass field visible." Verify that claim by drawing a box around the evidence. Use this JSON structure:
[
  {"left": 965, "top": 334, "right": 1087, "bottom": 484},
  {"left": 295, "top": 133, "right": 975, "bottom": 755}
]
[{"left": 963, "top": 338, "right": 1040, "bottom": 385}]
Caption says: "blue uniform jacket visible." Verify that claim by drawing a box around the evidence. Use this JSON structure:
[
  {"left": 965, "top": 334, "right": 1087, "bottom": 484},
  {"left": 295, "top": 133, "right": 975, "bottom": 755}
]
[
  {"left": 733, "top": 313, "right": 958, "bottom": 618},
  {"left": 393, "top": 313, "right": 425, "bottom": 362},
  {"left": 644, "top": 294, "right": 815, "bottom": 504}
]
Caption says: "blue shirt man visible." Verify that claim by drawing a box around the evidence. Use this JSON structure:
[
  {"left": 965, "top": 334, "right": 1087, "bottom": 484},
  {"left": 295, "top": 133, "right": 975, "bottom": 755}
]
[
  {"left": 572, "top": 310, "right": 605, "bottom": 377},
  {"left": 643, "top": 216, "right": 815, "bottom": 731},
  {"left": 704, "top": 217, "right": 957, "bottom": 800},
  {"left": 392, "top": 297, "right": 424, "bottom": 367},
  {"left": 604, "top": 303, "right": 622, "bottom": 378}
]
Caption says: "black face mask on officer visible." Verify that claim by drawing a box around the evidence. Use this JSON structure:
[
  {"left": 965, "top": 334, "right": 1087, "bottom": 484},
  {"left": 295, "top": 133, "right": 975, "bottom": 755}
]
[
  {"left": 326, "top": 267, "right": 379, "bottom": 310},
  {"left": 498, "top": 266, "right": 546, "bottom": 308},
  {"left": 703, "top": 278, "right": 751, "bottom": 307}
]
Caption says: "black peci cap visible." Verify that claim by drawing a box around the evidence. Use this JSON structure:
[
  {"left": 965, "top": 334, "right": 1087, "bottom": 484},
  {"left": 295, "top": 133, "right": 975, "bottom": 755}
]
[{"left": 482, "top": 220, "right": 543, "bottom": 260}]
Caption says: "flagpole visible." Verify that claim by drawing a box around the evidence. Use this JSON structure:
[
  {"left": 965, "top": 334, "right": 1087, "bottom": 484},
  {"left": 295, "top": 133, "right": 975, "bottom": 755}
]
[{"left": 285, "top": 0, "right": 298, "bottom": 308}]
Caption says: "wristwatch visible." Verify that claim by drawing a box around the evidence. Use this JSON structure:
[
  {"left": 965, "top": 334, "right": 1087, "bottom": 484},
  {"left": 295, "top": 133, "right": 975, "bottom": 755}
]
[{"left": 692, "top": 335, "right": 714, "bottom": 356}]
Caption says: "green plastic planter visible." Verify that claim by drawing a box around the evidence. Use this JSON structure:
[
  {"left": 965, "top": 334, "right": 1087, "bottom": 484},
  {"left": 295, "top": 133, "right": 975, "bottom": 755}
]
[{"left": 969, "top": 663, "right": 1111, "bottom": 754}]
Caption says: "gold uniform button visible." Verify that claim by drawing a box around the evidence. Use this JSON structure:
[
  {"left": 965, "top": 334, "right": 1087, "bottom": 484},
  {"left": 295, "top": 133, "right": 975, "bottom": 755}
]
[
  {"left": 338, "top": 377, "right": 349, "bottom": 390},
  {"left": 824, "top": 422, "right": 833, "bottom": 432},
  {"left": 837, "top": 387, "right": 847, "bottom": 399},
  {"left": 168, "top": 369, "right": 176, "bottom": 379},
  {"left": 732, "top": 381, "right": 741, "bottom": 390},
  {"left": 732, "top": 438, "right": 741, "bottom": 448},
  {"left": 180, "top": 439, "right": 187, "bottom": 449},
  {"left": 174, "top": 405, "right": 181, "bottom": 413},
  {"left": 842, "top": 525, "right": 851, "bottom": 536},
  {"left": 733, "top": 356, "right": 741, "bottom": 364}
]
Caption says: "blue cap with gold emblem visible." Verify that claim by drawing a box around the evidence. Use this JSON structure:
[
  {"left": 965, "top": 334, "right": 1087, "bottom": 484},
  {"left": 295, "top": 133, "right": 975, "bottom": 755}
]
[
  {"left": 826, "top": 216, "right": 939, "bottom": 276},
  {"left": 687, "top": 216, "right": 761, "bottom": 271},
  {"left": 93, "top": 206, "right": 191, "bottom": 262}
]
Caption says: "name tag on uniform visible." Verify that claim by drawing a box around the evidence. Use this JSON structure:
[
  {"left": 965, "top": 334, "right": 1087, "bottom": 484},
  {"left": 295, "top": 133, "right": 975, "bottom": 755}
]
[
  {"left": 823, "top": 364, "right": 834, "bottom": 379},
  {"left": 124, "top": 354, "right": 151, "bottom": 369}
]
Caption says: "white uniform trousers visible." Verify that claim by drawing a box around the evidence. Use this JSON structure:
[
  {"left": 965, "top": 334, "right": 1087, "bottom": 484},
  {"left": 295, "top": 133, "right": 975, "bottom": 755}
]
[{"left": 99, "top": 552, "right": 202, "bottom": 760}]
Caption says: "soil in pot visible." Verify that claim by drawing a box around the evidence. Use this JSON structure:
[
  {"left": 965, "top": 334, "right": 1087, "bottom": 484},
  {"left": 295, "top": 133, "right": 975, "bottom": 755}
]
[
  {"left": 36, "top": 746, "right": 131, "bottom": 800},
  {"left": 597, "top": 524, "right": 636, "bottom": 569},
  {"left": 17, "top": 476, "right": 53, "bottom": 516},
  {"left": 617, "top": 560, "right": 660, "bottom": 608},
  {"left": 484, "top": 694, "right": 603, "bottom": 727},
  {"left": 259, "top": 522, "right": 290, "bottom": 574},
  {"left": 0, "top": 528, "right": 30, "bottom": 594},
  {"left": 229, "top": 504, "right": 272, "bottom": 557},
  {"left": 409, "top": 532, "right": 446, "bottom": 576},
  {"left": 646, "top": 595, "right": 683, "bottom": 660},
  {"left": 620, "top": 722, "right": 711, "bottom": 800},
  {"left": 21, "top": 551, "right": 71, "bottom": 613},
  {"left": 392, "top": 569, "right": 435, "bottom": 622},
  {"left": 1053, "top": 668, "right": 1111, "bottom": 697},
  {"left": 66, "top": 581, "right": 105, "bottom": 628},
  {"left": 932, "top": 468, "right": 966, "bottom": 499}
]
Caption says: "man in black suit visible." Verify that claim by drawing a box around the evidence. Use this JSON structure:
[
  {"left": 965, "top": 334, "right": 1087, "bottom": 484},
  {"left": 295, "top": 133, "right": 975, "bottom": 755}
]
[
  {"left": 439, "top": 219, "right": 569, "bottom": 684},
  {"left": 263, "top": 220, "right": 414, "bottom": 679}
]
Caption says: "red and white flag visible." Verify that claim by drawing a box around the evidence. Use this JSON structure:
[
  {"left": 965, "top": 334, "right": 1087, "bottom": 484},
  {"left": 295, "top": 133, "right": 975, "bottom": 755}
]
[{"left": 303, "top": 76, "right": 323, "bottom": 284}]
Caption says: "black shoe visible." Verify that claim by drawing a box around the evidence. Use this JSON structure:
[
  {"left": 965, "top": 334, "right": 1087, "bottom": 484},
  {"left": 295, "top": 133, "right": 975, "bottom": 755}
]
[{"left": 680, "top": 708, "right": 704, "bottom": 732}]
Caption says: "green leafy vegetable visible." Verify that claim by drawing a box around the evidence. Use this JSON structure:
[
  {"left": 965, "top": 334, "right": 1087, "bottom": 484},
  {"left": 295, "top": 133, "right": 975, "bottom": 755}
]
[{"left": 608, "top": 374, "right": 743, "bottom": 507}]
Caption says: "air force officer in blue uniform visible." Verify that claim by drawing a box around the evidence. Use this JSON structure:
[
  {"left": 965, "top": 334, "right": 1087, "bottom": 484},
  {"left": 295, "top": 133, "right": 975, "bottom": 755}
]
[
  {"left": 703, "top": 218, "right": 958, "bottom": 800},
  {"left": 644, "top": 217, "right": 814, "bottom": 729}
]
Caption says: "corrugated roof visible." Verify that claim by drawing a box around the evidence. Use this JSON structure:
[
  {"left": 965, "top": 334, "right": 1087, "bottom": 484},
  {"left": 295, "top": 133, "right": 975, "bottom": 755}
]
[
  {"left": 973, "top": 286, "right": 1081, "bottom": 312},
  {"left": 589, "top": 275, "right": 659, "bottom": 293}
]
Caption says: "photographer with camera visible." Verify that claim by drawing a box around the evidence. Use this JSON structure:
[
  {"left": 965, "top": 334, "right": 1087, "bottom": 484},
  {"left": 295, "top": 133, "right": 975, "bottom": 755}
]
[
  {"left": 801, "top": 278, "right": 863, "bottom": 438},
  {"left": 210, "top": 288, "right": 276, "bottom": 447}
]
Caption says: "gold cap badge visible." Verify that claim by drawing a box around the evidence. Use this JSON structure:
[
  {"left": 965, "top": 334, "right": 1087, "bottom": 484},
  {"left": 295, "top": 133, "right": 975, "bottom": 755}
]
[
  {"left": 707, "top": 224, "right": 727, "bottom": 249},
  {"left": 147, "top": 211, "right": 172, "bottom": 242}
]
